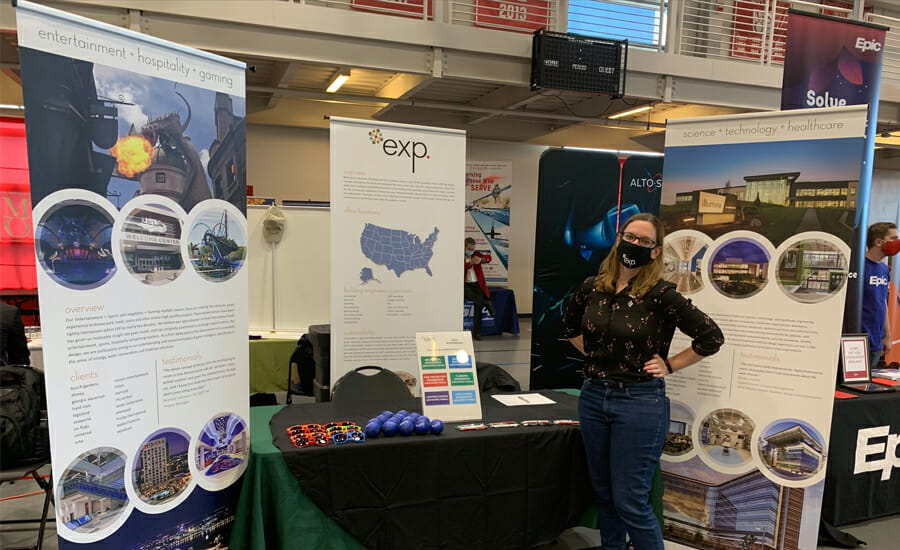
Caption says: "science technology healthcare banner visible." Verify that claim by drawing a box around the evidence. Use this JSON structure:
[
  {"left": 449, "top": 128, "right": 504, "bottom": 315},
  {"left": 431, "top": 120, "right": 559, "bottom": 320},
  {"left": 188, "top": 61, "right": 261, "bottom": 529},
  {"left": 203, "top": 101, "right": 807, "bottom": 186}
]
[
  {"left": 16, "top": 1, "right": 248, "bottom": 547},
  {"left": 465, "top": 161, "right": 511, "bottom": 284},
  {"left": 659, "top": 105, "right": 866, "bottom": 550},
  {"left": 330, "top": 118, "right": 465, "bottom": 397}
]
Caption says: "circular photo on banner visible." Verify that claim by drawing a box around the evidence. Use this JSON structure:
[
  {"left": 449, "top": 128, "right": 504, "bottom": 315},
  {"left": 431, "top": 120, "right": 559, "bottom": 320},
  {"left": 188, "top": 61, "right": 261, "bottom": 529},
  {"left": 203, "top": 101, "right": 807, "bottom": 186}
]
[
  {"left": 663, "top": 400, "right": 696, "bottom": 461},
  {"left": 192, "top": 412, "right": 249, "bottom": 490},
  {"left": 775, "top": 239, "right": 848, "bottom": 303},
  {"left": 131, "top": 428, "right": 193, "bottom": 510},
  {"left": 56, "top": 447, "right": 131, "bottom": 542},
  {"left": 118, "top": 198, "right": 185, "bottom": 286},
  {"left": 708, "top": 237, "right": 770, "bottom": 299},
  {"left": 663, "top": 231, "right": 711, "bottom": 295},
  {"left": 186, "top": 201, "right": 247, "bottom": 282},
  {"left": 34, "top": 194, "right": 116, "bottom": 290},
  {"left": 757, "top": 419, "right": 827, "bottom": 483},
  {"left": 698, "top": 408, "right": 756, "bottom": 469}
]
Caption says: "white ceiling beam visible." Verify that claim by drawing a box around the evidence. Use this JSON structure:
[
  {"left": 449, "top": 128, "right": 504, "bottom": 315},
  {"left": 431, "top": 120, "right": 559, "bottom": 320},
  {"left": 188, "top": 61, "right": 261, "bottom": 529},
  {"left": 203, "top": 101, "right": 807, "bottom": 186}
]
[{"left": 267, "top": 61, "right": 303, "bottom": 109}]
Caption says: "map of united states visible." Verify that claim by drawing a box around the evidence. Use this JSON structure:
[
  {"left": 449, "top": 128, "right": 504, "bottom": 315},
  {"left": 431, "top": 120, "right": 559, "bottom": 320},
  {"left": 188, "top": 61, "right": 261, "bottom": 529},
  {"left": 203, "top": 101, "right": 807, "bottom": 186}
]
[{"left": 360, "top": 223, "right": 439, "bottom": 277}]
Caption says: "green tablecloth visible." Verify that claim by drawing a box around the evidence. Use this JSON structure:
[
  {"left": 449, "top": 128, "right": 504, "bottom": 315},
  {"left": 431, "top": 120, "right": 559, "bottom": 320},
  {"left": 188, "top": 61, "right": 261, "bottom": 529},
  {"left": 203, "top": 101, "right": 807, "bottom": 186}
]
[
  {"left": 248, "top": 339, "right": 297, "bottom": 393},
  {"left": 230, "top": 405, "right": 364, "bottom": 550}
]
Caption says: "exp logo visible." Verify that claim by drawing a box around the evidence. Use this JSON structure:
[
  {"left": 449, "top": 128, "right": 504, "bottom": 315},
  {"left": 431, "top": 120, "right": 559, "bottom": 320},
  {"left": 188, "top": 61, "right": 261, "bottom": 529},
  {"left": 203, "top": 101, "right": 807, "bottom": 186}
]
[{"left": 370, "top": 128, "right": 430, "bottom": 173}]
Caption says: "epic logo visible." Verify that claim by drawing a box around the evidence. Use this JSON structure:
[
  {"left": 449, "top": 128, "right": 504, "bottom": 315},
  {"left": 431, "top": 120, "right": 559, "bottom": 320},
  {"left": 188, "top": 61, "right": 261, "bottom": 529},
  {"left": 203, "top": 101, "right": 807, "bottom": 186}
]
[
  {"left": 870, "top": 276, "right": 889, "bottom": 287},
  {"left": 854, "top": 426, "right": 900, "bottom": 481},
  {"left": 855, "top": 37, "right": 882, "bottom": 52},
  {"left": 369, "top": 128, "right": 430, "bottom": 173}
]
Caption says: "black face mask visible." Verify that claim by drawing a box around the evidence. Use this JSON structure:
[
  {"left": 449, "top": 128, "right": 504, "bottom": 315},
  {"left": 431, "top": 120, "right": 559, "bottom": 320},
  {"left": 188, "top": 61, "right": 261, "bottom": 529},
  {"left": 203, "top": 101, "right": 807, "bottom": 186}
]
[{"left": 617, "top": 240, "right": 653, "bottom": 269}]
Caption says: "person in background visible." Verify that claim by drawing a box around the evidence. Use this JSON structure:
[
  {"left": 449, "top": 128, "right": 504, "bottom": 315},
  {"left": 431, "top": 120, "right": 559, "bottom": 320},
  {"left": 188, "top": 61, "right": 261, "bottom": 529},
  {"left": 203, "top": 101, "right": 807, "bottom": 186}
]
[
  {"left": 862, "top": 222, "right": 898, "bottom": 369},
  {"left": 1, "top": 302, "right": 31, "bottom": 366},
  {"left": 464, "top": 237, "right": 495, "bottom": 340},
  {"left": 562, "top": 213, "right": 723, "bottom": 550}
]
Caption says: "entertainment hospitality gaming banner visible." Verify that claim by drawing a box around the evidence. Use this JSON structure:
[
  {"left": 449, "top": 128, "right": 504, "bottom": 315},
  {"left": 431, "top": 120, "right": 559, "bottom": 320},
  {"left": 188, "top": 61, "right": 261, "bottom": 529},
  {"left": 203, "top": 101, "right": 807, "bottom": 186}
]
[
  {"left": 660, "top": 105, "right": 866, "bottom": 550},
  {"left": 330, "top": 117, "right": 465, "bottom": 398},
  {"left": 465, "top": 161, "right": 511, "bottom": 284},
  {"left": 15, "top": 1, "right": 249, "bottom": 547},
  {"left": 530, "top": 149, "right": 663, "bottom": 389}
]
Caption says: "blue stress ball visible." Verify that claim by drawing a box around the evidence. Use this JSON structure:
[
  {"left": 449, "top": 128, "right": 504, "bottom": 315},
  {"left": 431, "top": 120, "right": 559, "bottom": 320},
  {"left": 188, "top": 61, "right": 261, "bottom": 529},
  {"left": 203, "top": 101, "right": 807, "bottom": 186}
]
[
  {"left": 381, "top": 410, "right": 394, "bottom": 417},
  {"left": 408, "top": 413, "right": 420, "bottom": 421},
  {"left": 430, "top": 419, "right": 444, "bottom": 434},
  {"left": 365, "top": 422, "right": 381, "bottom": 438},
  {"left": 397, "top": 410, "right": 410, "bottom": 417},
  {"left": 414, "top": 421, "right": 430, "bottom": 435},
  {"left": 418, "top": 417, "right": 430, "bottom": 426},
  {"left": 398, "top": 420, "right": 415, "bottom": 435},
  {"left": 367, "top": 418, "right": 382, "bottom": 427},
  {"left": 382, "top": 420, "right": 398, "bottom": 436}
]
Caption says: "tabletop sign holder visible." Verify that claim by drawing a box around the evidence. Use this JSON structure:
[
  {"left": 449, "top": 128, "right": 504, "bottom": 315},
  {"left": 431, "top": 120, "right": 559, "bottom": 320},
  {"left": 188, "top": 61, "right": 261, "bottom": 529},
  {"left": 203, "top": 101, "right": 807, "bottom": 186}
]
[
  {"left": 415, "top": 331, "right": 483, "bottom": 423},
  {"left": 839, "top": 333, "right": 895, "bottom": 393}
]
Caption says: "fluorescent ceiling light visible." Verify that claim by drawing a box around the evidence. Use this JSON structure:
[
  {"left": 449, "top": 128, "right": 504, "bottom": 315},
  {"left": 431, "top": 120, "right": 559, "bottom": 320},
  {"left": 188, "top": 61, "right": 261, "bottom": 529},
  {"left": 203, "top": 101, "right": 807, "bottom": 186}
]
[
  {"left": 608, "top": 105, "right": 652, "bottom": 119},
  {"left": 564, "top": 146, "right": 664, "bottom": 157},
  {"left": 326, "top": 67, "right": 351, "bottom": 93},
  {"left": 0, "top": 104, "right": 25, "bottom": 110}
]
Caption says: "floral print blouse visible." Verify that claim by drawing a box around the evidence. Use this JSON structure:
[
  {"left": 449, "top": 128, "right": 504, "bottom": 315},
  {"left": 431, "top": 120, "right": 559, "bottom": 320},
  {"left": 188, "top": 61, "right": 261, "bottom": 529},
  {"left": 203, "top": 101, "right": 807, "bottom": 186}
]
[{"left": 562, "top": 277, "right": 724, "bottom": 382}]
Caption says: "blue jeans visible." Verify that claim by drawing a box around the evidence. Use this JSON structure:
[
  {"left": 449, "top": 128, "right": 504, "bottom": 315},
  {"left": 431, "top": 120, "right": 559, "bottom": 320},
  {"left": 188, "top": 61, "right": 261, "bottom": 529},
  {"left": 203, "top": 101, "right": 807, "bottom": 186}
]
[{"left": 578, "top": 377, "right": 669, "bottom": 550}]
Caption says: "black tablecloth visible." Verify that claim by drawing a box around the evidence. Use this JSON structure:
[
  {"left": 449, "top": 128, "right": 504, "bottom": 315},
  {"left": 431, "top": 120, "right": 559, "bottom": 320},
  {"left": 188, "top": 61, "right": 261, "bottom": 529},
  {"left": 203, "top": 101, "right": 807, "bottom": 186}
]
[
  {"left": 822, "top": 389, "right": 900, "bottom": 526},
  {"left": 270, "top": 392, "right": 593, "bottom": 550}
]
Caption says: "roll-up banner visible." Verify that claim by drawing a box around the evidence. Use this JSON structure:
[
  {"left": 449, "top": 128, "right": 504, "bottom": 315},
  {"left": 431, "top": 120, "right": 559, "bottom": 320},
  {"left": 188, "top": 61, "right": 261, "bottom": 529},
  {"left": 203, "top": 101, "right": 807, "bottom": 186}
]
[
  {"left": 465, "top": 161, "right": 511, "bottom": 284},
  {"left": 659, "top": 105, "right": 867, "bottom": 550},
  {"left": 15, "top": 1, "right": 248, "bottom": 547},
  {"left": 330, "top": 118, "right": 466, "bottom": 398},
  {"left": 780, "top": 10, "right": 887, "bottom": 336}
]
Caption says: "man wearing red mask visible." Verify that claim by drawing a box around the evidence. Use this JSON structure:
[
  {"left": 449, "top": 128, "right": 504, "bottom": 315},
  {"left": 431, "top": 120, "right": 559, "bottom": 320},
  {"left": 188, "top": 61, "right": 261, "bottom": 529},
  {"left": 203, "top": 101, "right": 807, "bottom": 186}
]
[{"left": 863, "top": 222, "right": 899, "bottom": 368}]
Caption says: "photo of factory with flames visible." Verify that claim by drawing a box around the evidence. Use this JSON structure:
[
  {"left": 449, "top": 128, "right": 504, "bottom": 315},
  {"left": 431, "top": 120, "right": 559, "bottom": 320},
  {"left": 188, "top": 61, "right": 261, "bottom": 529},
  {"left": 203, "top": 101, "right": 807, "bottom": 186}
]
[{"left": 18, "top": 47, "right": 246, "bottom": 215}]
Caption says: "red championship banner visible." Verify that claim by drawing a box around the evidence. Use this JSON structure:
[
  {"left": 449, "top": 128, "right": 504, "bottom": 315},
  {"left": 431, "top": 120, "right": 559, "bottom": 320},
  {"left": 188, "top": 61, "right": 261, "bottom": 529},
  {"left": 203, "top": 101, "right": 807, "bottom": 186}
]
[
  {"left": 474, "top": 0, "right": 551, "bottom": 33},
  {"left": 730, "top": 0, "right": 789, "bottom": 62},
  {"left": 0, "top": 117, "right": 37, "bottom": 291},
  {"left": 351, "top": 0, "right": 433, "bottom": 20}
]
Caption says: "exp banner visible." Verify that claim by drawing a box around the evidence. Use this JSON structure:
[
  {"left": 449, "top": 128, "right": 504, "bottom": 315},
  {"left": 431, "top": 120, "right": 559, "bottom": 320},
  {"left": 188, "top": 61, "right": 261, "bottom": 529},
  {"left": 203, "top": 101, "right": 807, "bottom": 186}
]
[{"left": 16, "top": 1, "right": 248, "bottom": 547}]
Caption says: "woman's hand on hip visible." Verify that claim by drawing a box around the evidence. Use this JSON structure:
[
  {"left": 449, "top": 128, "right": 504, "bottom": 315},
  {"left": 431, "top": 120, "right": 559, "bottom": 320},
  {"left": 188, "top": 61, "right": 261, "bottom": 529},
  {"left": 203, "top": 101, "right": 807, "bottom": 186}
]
[{"left": 643, "top": 354, "right": 667, "bottom": 378}]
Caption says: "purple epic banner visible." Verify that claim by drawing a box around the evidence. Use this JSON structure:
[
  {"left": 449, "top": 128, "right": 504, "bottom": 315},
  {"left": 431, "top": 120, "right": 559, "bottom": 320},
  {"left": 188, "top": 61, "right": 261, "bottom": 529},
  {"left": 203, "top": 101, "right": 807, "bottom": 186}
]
[{"left": 781, "top": 11, "right": 887, "bottom": 111}]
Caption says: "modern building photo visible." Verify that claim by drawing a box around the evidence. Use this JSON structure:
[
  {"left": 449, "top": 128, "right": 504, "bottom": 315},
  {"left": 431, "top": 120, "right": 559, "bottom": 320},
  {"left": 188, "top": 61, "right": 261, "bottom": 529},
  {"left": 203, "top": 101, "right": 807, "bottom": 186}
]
[
  {"left": 56, "top": 448, "right": 129, "bottom": 534},
  {"left": 776, "top": 239, "right": 848, "bottom": 303},
  {"left": 120, "top": 203, "right": 184, "bottom": 285},
  {"left": 708, "top": 239, "right": 770, "bottom": 299},
  {"left": 664, "top": 400, "right": 696, "bottom": 457},
  {"left": 663, "top": 234, "right": 708, "bottom": 295},
  {"left": 699, "top": 408, "right": 756, "bottom": 467},
  {"left": 758, "top": 421, "right": 827, "bottom": 481},
  {"left": 132, "top": 429, "right": 192, "bottom": 505}
]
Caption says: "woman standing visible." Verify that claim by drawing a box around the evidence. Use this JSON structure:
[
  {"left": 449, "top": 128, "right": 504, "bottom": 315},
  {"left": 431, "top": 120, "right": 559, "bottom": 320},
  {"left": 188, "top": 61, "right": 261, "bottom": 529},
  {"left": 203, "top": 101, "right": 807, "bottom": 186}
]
[{"left": 562, "top": 213, "right": 723, "bottom": 550}]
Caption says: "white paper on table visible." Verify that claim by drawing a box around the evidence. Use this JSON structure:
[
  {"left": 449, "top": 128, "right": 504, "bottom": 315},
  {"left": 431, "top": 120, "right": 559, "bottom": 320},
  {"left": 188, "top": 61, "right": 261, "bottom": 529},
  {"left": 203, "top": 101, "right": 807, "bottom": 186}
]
[{"left": 491, "top": 393, "right": 557, "bottom": 406}]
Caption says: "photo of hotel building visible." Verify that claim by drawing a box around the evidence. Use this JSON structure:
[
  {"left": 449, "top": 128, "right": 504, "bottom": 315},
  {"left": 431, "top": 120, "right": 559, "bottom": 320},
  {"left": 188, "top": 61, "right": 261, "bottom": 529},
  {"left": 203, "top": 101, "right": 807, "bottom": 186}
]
[
  {"left": 664, "top": 235, "right": 708, "bottom": 294},
  {"left": 133, "top": 430, "right": 191, "bottom": 505},
  {"left": 759, "top": 422, "right": 827, "bottom": 480},
  {"left": 776, "top": 239, "right": 848, "bottom": 303},
  {"left": 663, "top": 468, "right": 804, "bottom": 550},
  {"left": 699, "top": 409, "right": 755, "bottom": 467},
  {"left": 57, "top": 448, "right": 128, "bottom": 534}
]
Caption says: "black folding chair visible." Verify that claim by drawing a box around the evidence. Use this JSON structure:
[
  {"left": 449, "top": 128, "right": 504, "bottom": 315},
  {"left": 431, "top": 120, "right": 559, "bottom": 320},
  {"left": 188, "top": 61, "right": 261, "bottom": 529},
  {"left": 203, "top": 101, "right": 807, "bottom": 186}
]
[{"left": 0, "top": 460, "right": 53, "bottom": 550}]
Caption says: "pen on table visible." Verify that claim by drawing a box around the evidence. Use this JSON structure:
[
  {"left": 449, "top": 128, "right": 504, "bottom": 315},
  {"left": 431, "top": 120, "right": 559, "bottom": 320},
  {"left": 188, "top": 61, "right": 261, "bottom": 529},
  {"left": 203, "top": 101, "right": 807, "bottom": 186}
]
[{"left": 518, "top": 396, "right": 528, "bottom": 403}]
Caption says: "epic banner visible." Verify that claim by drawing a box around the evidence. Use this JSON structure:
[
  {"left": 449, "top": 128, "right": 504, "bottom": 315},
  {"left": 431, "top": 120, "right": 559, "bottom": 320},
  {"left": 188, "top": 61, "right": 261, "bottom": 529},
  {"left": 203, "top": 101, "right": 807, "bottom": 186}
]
[
  {"left": 16, "top": 1, "right": 248, "bottom": 547},
  {"left": 660, "top": 106, "right": 867, "bottom": 550},
  {"left": 330, "top": 118, "right": 465, "bottom": 396},
  {"left": 781, "top": 11, "right": 887, "bottom": 111}
]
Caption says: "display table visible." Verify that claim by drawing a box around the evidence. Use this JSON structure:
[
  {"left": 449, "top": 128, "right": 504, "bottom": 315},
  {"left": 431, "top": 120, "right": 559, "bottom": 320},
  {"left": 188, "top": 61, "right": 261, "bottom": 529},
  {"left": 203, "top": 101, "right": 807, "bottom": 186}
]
[
  {"left": 232, "top": 392, "right": 593, "bottom": 550},
  {"left": 463, "top": 286, "right": 520, "bottom": 335},
  {"left": 248, "top": 338, "right": 298, "bottom": 393},
  {"left": 821, "top": 389, "right": 900, "bottom": 526}
]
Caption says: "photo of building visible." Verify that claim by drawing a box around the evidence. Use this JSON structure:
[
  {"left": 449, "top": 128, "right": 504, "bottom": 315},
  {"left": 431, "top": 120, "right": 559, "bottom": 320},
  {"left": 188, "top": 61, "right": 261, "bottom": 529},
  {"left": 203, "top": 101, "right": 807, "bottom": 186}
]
[
  {"left": 662, "top": 457, "right": 805, "bottom": 550},
  {"left": 35, "top": 199, "right": 116, "bottom": 290},
  {"left": 708, "top": 239, "right": 770, "bottom": 299},
  {"left": 699, "top": 409, "right": 756, "bottom": 467},
  {"left": 120, "top": 202, "right": 184, "bottom": 285},
  {"left": 663, "top": 234, "right": 708, "bottom": 295},
  {"left": 188, "top": 206, "right": 247, "bottom": 282},
  {"left": 133, "top": 429, "right": 192, "bottom": 505},
  {"left": 663, "top": 400, "right": 695, "bottom": 457},
  {"left": 776, "top": 239, "right": 848, "bottom": 303},
  {"left": 758, "top": 421, "right": 827, "bottom": 481},
  {"left": 56, "top": 448, "right": 128, "bottom": 534},
  {"left": 195, "top": 413, "right": 249, "bottom": 482}
]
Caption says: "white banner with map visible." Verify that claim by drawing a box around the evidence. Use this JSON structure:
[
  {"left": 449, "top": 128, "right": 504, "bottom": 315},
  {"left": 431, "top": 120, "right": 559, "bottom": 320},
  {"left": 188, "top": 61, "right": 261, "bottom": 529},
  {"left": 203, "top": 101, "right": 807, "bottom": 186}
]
[{"left": 329, "top": 118, "right": 466, "bottom": 396}]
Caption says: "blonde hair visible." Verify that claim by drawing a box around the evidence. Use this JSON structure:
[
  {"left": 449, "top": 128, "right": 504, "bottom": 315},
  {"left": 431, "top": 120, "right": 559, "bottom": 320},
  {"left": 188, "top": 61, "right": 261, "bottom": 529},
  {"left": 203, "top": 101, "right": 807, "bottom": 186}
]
[{"left": 595, "top": 213, "right": 665, "bottom": 298}]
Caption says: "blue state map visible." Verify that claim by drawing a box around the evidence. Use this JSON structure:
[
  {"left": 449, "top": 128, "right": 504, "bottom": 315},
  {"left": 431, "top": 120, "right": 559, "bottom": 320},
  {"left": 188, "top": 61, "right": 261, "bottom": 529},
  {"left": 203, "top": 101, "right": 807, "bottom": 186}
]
[{"left": 360, "top": 223, "right": 439, "bottom": 277}]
